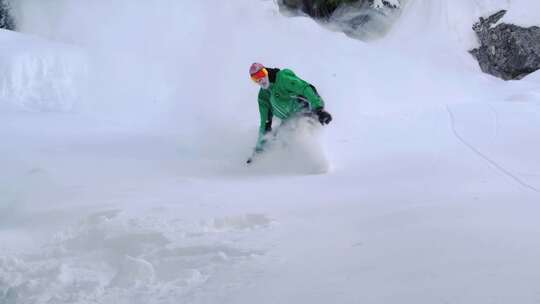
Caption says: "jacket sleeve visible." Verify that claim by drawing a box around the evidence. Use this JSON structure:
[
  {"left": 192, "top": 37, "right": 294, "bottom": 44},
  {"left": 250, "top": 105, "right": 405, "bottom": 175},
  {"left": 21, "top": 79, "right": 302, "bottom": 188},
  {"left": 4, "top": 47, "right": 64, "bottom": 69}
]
[
  {"left": 280, "top": 70, "right": 325, "bottom": 110},
  {"left": 256, "top": 89, "right": 272, "bottom": 152}
]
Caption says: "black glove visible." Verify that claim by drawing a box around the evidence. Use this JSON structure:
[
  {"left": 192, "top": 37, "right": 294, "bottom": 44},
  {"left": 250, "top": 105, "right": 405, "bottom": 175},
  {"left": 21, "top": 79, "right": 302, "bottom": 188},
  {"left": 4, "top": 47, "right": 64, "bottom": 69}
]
[{"left": 315, "top": 108, "right": 332, "bottom": 125}]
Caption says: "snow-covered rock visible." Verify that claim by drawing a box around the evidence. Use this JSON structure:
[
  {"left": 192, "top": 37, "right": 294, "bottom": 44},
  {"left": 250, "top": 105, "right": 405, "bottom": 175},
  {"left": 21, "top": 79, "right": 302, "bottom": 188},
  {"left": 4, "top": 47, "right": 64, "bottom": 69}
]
[
  {"left": 280, "top": 0, "right": 400, "bottom": 18},
  {"left": 279, "top": 0, "right": 402, "bottom": 40},
  {"left": 470, "top": 10, "right": 540, "bottom": 80}
]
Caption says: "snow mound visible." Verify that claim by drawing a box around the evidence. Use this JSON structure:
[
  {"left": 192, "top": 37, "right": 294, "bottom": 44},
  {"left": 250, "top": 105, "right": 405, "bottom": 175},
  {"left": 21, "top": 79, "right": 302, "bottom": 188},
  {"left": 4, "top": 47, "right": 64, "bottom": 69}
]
[{"left": 0, "top": 30, "right": 88, "bottom": 112}]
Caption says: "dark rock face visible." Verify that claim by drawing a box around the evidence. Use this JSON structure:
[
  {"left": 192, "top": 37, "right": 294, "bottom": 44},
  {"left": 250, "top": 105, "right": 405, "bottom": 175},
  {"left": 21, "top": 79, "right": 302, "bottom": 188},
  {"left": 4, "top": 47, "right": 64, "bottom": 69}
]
[
  {"left": 281, "top": 0, "right": 361, "bottom": 19},
  {"left": 280, "top": 0, "right": 396, "bottom": 19},
  {"left": 278, "top": 0, "right": 401, "bottom": 40},
  {"left": 0, "top": 0, "right": 15, "bottom": 30},
  {"left": 470, "top": 10, "right": 540, "bottom": 80}
]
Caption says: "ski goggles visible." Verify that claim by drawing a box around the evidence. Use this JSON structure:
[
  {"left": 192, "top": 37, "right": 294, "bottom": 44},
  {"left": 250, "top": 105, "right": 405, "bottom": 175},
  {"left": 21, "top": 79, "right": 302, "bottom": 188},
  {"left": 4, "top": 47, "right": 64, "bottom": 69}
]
[{"left": 250, "top": 68, "right": 268, "bottom": 83}]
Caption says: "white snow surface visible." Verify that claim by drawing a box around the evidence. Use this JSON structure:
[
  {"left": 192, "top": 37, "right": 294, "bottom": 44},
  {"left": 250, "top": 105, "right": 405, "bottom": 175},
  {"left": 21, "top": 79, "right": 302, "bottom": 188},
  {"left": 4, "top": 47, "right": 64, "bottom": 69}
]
[
  {"left": 1, "top": 0, "right": 540, "bottom": 303},
  {"left": 0, "top": 30, "right": 88, "bottom": 112}
]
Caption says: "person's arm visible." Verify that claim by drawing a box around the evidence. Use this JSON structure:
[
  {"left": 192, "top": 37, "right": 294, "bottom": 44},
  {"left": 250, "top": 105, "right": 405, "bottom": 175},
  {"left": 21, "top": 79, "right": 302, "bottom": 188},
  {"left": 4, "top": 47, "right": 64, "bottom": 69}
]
[
  {"left": 280, "top": 70, "right": 332, "bottom": 124},
  {"left": 302, "top": 84, "right": 324, "bottom": 110},
  {"left": 256, "top": 89, "right": 272, "bottom": 152},
  {"left": 247, "top": 90, "right": 272, "bottom": 164},
  {"left": 280, "top": 71, "right": 324, "bottom": 110}
]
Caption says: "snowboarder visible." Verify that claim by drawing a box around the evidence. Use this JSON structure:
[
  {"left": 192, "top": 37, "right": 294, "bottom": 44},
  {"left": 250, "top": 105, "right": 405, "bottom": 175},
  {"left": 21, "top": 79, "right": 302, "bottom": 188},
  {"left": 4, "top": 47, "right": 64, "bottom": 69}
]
[{"left": 247, "top": 62, "right": 332, "bottom": 164}]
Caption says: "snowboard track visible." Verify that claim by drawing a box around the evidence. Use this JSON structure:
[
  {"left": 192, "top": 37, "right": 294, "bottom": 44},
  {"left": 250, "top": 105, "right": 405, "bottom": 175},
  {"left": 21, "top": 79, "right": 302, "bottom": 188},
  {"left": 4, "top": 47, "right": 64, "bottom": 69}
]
[{"left": 446, "top": 104, "right": 540, "bottom": 194}]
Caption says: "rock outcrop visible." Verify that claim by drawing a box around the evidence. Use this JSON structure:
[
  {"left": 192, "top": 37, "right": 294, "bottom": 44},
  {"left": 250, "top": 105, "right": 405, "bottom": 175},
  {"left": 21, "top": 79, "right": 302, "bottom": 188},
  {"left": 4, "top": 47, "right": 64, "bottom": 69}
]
[
  {"left": 280, "top": 0, "right": 398, "bottom": 19},
  {"left": 280, "top": 0, "right": 359, "bottom": 19},
  {"left": 470, "top": 10, "right": 540, "bottom": 80},
  {"left": 278, "top": 0, "right": 401, "bottom": 40},
  {"left": 0, "top": 0, "right": 15, "bottom": 30}
]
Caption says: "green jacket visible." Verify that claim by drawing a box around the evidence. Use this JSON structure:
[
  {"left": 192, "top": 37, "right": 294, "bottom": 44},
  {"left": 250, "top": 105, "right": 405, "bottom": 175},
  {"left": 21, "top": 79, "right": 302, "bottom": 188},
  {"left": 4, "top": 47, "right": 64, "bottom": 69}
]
[{"left": 255, "top": 68, "right": 324, "bottom": 152}]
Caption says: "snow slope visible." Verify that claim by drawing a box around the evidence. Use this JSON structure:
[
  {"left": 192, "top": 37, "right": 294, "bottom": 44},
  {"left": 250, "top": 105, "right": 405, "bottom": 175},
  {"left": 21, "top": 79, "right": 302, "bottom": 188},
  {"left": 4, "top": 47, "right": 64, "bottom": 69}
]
[
  {"left": 1, "top": 0, "right": 540, "bottom": 303},
  {"left": 0, "top": 29, "right": 87, "bottom": 112}
]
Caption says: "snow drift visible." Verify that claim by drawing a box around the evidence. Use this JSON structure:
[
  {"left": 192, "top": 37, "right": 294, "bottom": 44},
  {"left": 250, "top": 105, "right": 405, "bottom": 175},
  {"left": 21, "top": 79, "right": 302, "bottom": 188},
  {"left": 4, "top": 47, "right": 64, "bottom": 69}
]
[{"left": 0, "top": 29, "right": 87, "bottom": 112}]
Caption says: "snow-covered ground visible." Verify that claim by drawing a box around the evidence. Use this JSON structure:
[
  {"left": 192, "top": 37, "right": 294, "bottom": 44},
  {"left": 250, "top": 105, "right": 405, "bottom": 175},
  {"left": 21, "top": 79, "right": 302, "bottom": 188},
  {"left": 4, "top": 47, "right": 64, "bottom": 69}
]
[{"left": 1, "top": 0, "right": 540, "bottom": 303}]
